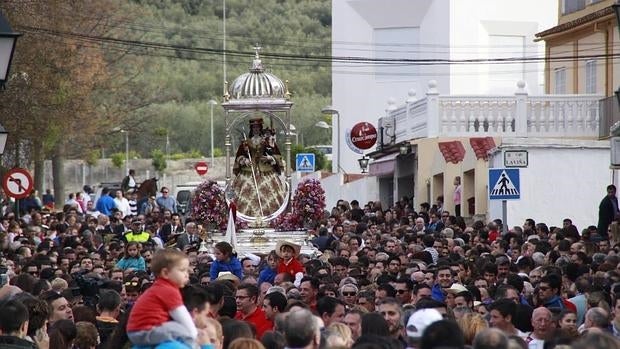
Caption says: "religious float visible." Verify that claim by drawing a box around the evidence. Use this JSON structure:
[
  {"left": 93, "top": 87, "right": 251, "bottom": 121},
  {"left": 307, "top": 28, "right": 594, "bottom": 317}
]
[{"left": 191, "top": 48, "right": 322, "bottom": 257}]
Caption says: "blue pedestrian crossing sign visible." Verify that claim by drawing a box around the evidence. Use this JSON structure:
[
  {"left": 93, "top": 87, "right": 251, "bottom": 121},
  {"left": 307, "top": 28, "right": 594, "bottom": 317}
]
[
  {"left": 296, "top": 153, "right": 315, "bottom": 173},
  {"left": 489, "top": 168, "right": 520, "bottom": 200}
]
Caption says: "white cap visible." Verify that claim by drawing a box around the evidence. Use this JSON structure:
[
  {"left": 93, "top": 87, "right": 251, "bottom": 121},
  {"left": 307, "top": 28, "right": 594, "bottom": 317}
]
[{"left": 406, "top": 308, "right": 443, "bottom": 338}]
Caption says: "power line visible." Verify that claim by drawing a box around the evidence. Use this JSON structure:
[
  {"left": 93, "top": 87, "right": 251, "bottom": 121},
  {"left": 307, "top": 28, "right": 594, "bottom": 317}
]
[
  {"left": 19, "top": 24, "right": 620, "bottom": 67},
  {"left": 16, "top": 8, "right": 611, "bottom": 55}
]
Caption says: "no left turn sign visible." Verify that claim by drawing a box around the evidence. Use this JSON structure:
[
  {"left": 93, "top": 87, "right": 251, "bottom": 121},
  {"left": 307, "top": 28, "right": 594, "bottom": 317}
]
[{"left": 3, "top": 168, "right": 33, "bottom": 199}]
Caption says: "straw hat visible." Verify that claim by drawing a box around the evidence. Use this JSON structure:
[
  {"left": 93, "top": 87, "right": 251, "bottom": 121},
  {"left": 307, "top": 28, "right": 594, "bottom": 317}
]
[
  {"left": 275, "top": 240, "right": 301, "bottom": 258},
  {"left": 216, "top": 271, "right": 240, "bottom": 284},
  {"left": 445, "top": 283, "right": 468, "bottom": 294}
]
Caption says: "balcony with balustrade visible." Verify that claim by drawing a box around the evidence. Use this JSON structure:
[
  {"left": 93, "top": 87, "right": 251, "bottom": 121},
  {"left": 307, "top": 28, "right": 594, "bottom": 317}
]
[{"left": 376, "top": 80, "right": 604, "bottom": 150}]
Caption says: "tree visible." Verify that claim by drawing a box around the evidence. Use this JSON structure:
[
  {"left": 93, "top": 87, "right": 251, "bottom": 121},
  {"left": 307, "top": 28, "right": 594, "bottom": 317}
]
[{"left": 151, "top": 149, "right": 167, "bottom": 175}]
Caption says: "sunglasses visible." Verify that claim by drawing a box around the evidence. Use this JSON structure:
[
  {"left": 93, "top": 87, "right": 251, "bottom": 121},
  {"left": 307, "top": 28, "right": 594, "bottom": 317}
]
[
  {"left": 124, "top": 281, "right": 139, "bottom": 287},
  {"left": 342, "top": 292, "right": 357, "bottom": 296},
  {"left": 396, "top": 289, "right": 408, "bottom": 294}
]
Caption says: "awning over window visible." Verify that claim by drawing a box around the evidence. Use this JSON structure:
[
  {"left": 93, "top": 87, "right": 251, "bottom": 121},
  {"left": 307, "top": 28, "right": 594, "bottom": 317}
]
[{"left": 369, "top": 152, "right": 399, "bottom": 176}]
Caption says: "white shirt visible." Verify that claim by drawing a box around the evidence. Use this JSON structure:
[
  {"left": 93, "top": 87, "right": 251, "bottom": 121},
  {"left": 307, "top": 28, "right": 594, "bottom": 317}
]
[
  {"left": 114, "top": 197, "right": 131, "bottom": 218},
  {"left": 82, "top": 192, "right": 92, "bottom": 206},
  {"left": 526, "top": 333, "right": 544, "bottom": 349},
  {"left": 128, "top": 176, "right": 136, "bottom": 188}
]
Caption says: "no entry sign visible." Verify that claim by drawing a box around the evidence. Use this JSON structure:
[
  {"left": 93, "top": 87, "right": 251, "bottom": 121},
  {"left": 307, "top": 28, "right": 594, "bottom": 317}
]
[{"left": 195, "top": 161, "right": 209, "bottom": 176}]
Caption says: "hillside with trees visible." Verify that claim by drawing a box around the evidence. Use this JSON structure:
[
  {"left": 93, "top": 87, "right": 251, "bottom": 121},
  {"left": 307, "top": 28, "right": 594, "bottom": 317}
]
[{"left": 0, "top": 0, "right": 332, "bottom": 205}]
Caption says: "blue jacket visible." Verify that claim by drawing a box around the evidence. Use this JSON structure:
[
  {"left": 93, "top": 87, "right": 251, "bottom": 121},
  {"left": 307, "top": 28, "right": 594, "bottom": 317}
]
[
  {"left": 116, "top": 256, "right": 146, "bottom": 271},
  {"left": 258, "top": 267, "right": 277, "bottom": 286},
  {"left": 431, "top": 283, "right": 445, "bottom": 302},
  {"left": 543, "top": 295, "right": 565, "bottom": 310},
  {"left": 156, "top": 196, "right": 177, "bottom": 213},
  {"left": 210, "top": 257, "right": 243, "bottom": 280},
  {"left": 96, "top": 195, "right": 116, "bottom": 216},
  {"left": 133, "top": 341, "right": 214, "bottom": 349}
]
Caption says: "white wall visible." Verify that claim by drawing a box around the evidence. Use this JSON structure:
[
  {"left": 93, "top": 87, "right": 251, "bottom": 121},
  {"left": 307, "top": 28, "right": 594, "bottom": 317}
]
[
  {"left": 488, "top": 139, "right": 611, "bottom": 232},
  {"left": 332, "top": 0, "right": 451, "bottom": 174},
  {"left": 332, "top": 0, "right": 557, "bottom": 173},
  {"left": 449, "top": 0, "right": 556, "bottom": 95}
]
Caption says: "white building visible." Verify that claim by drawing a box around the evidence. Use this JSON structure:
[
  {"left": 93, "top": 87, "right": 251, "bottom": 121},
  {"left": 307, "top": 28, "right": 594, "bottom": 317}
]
[
  {"left": 331, "top": 0, "right": 558, "bottom": 173},
  {"left": 488, "top": 138, "right": 610, "bottom": 231}
]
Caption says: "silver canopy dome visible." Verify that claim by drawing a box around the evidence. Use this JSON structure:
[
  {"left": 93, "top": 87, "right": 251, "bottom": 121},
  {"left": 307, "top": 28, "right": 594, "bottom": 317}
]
[{"left": 228, "top": 50, "right": 286, "bottom": 100}]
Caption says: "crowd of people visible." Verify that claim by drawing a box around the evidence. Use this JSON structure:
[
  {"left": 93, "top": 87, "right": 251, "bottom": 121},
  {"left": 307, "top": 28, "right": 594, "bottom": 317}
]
[{"left": 0, "top": 182, "right": 617, "bottom": 349}]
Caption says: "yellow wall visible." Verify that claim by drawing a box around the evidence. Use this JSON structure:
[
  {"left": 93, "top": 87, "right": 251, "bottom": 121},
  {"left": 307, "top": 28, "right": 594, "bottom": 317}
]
[
  {"left": 412, "top": 137, "right": 498, "bottom": 216},
  {"left": 577, "top": 32, "right": 606, "bottom": 94},
  {"left": 559, "top": 0, "right": 614, "bottom": 24},
  {"left": 549, "top": 43, "right": 576, "bottom": 93},
  {"left": 543, "top": 6, "right": 618, "bottom": 97}
]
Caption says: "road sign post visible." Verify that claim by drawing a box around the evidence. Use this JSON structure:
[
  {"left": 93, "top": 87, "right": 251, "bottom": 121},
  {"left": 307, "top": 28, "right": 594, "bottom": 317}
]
[
  {"left": 195, "top": 161, "right": 209, "bottom": 176},
  {"left": 489, "top": 168, "right": 520, "bottom": 235},
  {"left": 296, "top": 153, "right": 315, "bottom": 173},
  {"left": 3, "top": 168, "right": 33, "bottom": 199},
  {"left": 3, "top": 168, "right": 34, "bottom": 222}
]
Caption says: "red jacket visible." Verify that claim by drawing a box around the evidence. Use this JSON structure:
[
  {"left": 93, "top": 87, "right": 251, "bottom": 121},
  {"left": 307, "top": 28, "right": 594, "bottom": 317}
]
[
  {"left": 277, "top": 258, "right": 305, "bottom": 277},
  {"left": 235, "top": 306, "right": 273, "bottom": 339}
]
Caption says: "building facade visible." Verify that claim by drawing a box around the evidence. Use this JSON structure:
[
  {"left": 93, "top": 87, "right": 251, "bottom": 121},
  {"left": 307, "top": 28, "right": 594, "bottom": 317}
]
[
  {"left": 535, "top": 0, "right": 620, "bottom": 136},
  {"left": 331, "top": 0, "right": 558, "bottom": 173}
]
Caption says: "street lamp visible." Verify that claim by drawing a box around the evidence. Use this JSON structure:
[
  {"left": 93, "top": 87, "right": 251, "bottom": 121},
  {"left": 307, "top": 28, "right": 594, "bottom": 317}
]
[
  {"left": 314, "top": 121, "right": 331, "bottom": 129},
  {"left": 321, "top": 106, "right": 340, "bottom": 173},
  {"left": 289, "top": 124, "right": 298, "bottom": 144},
  {"left": 0, "top": 12, "right": 17, "bottom": 157},
  {"left": 358, "top": 155, "right": 369, "bottom": 174},
  {"left": 399, "top": 142, "right": 412, "bottom": 155},
  {"left": 208, "top": 99, "right": 217, "bottom": 165},
  {"left": 120, "top": 129, "right": 129, "bottom": 175},
  {"left": 0, "top": 11, "right": 20, "bottom": 86},
  {"left": 0, "top": 123, "right": 8, "bottom": 155}
]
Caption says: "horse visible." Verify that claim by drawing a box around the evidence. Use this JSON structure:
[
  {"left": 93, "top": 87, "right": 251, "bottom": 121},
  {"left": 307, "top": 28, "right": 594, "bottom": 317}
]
[{"left": 136, "top": 177, "right": 158, "bottom": 211}]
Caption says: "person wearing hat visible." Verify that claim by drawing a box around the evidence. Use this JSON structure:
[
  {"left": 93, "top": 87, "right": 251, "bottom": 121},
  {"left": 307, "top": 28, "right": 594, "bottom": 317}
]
[
  {"left": 231, "top": 117, "right": 286, "bottom": 218},
  {"left": 405, "top": 308, "right": 443, "bottom": 349},
  {"left": 276, "top": 240, "right": 305, "bottom": 286},
  {"left": 122, "top": 218, "right": 152, "bottom": 244}
]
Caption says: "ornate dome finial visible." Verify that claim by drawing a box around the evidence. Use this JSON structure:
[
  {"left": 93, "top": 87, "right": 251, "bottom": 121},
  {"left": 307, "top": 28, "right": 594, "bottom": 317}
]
[{"left": 250, "top": 44, "right": 264, "bottom": 73}]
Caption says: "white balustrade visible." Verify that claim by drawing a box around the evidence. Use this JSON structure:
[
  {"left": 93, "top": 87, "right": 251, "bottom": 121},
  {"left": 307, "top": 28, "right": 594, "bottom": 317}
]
[{"left": 379, "top": 81, "right": 602, "bottom": 143}]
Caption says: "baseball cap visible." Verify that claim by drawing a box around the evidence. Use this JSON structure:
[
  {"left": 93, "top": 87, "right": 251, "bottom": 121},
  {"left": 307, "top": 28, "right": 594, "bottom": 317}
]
[{"left": 406, "top": 308, "right": 443, "bottom": 338}]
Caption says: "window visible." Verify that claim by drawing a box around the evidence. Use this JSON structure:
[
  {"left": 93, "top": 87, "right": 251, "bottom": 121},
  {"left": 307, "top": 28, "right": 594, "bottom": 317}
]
[
  {"left": 374, "top": 27, "right": 419, "bottom": 81},
  {"left": 554, "top": 68, "right": 567, "bottom": 94},
  {"left": 563, "top": 0, "right": 586, "bottom": 14},
  {"left": 585, "top": 60, "right": 596, "bottom": 94}
]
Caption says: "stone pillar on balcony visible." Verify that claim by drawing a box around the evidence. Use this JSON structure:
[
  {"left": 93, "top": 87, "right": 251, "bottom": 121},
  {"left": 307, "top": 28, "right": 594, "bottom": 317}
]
[
  {"left": 514, "top": 80, "right": 528, "bottom": 137},
  {"left": 406, "top": 88, "right": 416, "bottom": 138},
  {"left": 385, "top": 97, "right": 397, "bottom": 146},
  {"left": 426, "top": 80, "right": 440, "bottom": 137}
]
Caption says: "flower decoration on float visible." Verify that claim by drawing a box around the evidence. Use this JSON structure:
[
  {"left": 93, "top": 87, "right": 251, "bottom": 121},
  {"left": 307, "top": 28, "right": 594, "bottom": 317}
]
[
  {"left": 293, "top": 178, "right": 326, "bottom": 225},
  {"left": 269, "top": 178, "right": 325, "bottom": 230},
  {"left": 191, "top": 181, "right": 229, "bottom": 230}
]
